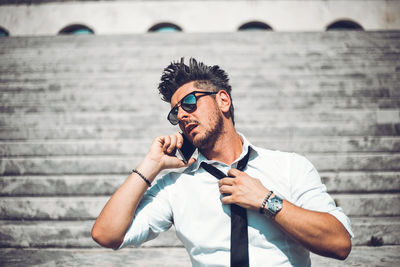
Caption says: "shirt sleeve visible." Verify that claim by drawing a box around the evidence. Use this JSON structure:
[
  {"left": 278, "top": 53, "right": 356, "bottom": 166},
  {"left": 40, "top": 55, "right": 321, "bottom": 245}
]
[
  {"left": 289, "top": 153, "right": 354, "bottom": 238},
  {"left": 117, "top": 175, "right": 174, "bottom": 249}
]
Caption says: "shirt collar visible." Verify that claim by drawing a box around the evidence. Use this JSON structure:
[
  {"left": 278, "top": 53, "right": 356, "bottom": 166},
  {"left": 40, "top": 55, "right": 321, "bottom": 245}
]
[{"left": 184, "top": 132, "right": 259, "bottom": 174}]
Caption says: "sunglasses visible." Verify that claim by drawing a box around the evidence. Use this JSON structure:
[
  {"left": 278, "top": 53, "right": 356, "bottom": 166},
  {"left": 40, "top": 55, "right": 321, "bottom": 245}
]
[{"left": 168, "top": 91, "right": 218, "bottom": 125}]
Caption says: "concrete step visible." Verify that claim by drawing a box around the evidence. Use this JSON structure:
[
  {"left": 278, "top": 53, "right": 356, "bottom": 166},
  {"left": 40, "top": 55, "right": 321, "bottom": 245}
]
[
  {"left": 0, "top": 217, "right": 399, "bottom": 248},
  {"left": 1, "top": 109, "right": 399, "bottom": 127},
  {"left": 2, "top": 30, "right": 399, "bottom": 47},
  {"left": 1, "top": 123, "right": 398, "bottom": 141},
  {"left": 1, "top": 153, "right": 399, "bottom": 175},
  {"left": 1, "top": 136, "right": 398, "bottom": 157},
  {"left": 0, "top": 194, "right": 399, "bottom": 220},
  {"left": 0, "top": 74, "right": 398, "bottom": 97},
  {"left": 1, "top": 172, "right": 399, "bottom": 197},
  {"left": 1, "top": 57, "right": 397, "bottom": 78},
  {"left": 0, "top": 57, "right": 396, "bottom": 73},
  {"left": 0, "top": 246, "right": 399, "bottom": 267},
  {"left": 0, "top": 220, "right": 180, "bottom": 249},
  {"left": 2, "top": 38, "right": 398, "bottom": 61},
  {"left": 2, "top": 89, "right": 398, "bottom": 110},
  {"left": 1, "top": 32, "right": 398, "bottom": 57},
  {"left": 0, "top": 248, "right": 191, "bottom": 267},
  {"left": 0, "top": 73, "right": 396, "bottom": 94}
]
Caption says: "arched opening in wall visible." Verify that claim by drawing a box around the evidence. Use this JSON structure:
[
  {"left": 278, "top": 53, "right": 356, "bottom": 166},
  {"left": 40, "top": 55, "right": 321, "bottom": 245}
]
[
  {"left": 0, "top": 26, "right": 9, "bottom": 37},
  {"left": 59, "top": 24, "right": 95, "bottom": 35},
  {"left": 148, "top": 23, "right": 182, "bottom": 33},
  {"left": 238, "top": 21, "right": 273, "bottom": 31},
  {"left": 326, "top": 20, "right": 364, "bottom": 31}
]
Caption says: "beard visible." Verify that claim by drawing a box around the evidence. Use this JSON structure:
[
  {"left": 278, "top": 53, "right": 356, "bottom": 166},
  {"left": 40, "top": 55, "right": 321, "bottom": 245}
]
[{"left": 193, "top": 109, "right": 224, "bottom": 151}]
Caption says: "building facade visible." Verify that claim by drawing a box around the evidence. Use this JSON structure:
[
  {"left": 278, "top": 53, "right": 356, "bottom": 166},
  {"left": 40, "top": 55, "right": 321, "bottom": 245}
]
[{"left": 0, "top": 0, "right": 399, "bottom": 36}]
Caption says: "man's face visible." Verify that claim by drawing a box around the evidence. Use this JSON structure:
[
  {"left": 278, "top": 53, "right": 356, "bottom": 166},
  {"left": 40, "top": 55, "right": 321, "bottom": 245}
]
[{"left": 170, "top": 81, "right": 224, "bottom": 150}]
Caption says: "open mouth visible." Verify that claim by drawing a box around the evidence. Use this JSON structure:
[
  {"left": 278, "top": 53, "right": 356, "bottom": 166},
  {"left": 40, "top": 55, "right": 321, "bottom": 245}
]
[{"left": 185, "top": 123, "right": 198, "bottom": 135}]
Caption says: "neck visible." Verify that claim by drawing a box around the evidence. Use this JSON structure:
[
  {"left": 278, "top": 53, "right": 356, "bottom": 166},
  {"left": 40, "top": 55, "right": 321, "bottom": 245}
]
[{"left": 200, "top": 127, "right": 243, "bottom": 165}]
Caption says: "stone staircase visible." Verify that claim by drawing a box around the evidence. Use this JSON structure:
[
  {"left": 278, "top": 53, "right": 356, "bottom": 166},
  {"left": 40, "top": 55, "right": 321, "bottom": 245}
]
[{"left": 0, "top": 31, "right": 399, "bottom": 266}]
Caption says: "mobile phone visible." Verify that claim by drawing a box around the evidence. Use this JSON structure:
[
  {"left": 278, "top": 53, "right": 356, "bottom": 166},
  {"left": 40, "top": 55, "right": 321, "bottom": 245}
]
[{"left": 177, "top": 133, "right": 196, "bottom": 164}]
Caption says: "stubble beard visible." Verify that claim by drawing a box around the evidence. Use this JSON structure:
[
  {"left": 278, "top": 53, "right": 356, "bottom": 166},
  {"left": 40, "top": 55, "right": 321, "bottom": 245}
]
[{"left": 194, "top": 109, "right": 225, "bottom": 152}]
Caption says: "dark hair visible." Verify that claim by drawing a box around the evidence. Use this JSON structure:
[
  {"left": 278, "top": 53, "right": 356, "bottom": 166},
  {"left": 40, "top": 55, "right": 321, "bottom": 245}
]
[{"left": 158, "top": 57, "right": 235, "bottom": 124}]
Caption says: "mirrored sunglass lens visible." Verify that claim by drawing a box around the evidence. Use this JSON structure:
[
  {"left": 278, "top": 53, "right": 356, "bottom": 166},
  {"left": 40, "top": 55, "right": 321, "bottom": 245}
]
[
  {"left": 168, "top": 113, "right": 178, "bottom": 124},
  {"left": 181, "top": 103, "right": 196, "bottom": 112},
  {"left": 182, "top": 94, "right": 196, "bottom": 104},
  {"left": 181, "top": 94, "right": 196, "bottom": 111},
  {"left": 167, "top": 107, "right": 177, "bottom": 122}
]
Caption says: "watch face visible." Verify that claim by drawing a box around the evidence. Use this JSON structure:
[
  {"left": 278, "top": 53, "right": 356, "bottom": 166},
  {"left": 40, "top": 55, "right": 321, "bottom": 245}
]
[
  {"left": 267, "top": 196, "right": 282, "bottom": 216},
  {"left": 271, "top": 199, "right": 281, "bottom": 209}
]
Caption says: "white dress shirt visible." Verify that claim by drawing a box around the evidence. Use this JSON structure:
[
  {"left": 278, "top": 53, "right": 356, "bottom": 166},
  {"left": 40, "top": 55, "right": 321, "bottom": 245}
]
[{"left": 119, "top": 134, "right": 353, "bottom": 266}]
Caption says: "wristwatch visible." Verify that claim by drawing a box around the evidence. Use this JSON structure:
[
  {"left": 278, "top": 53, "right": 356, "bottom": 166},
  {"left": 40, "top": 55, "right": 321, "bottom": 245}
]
[{"left": 263, "top": 195, "right": 283, "bottom": 217}]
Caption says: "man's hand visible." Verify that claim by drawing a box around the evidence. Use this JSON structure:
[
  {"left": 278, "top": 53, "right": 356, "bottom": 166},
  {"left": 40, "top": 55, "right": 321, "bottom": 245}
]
[
  {"left": 143, "top": 132, "right": 196, "bottom": 174},
  {"left": 218, "top": 169, "right": 269, "bottom": 210}
]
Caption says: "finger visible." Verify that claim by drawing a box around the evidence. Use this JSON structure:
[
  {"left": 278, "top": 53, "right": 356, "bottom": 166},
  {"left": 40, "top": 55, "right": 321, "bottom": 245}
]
[
  {"left": 162, "top": 136, "right": 171, "bottom": 152},
  {"left": 227, "top": 168, "right": 242, "bottom": 177},
  {"left": 219, "top": 185, "right": 233, "bottom": 195},
  {"left": 167, "top": 134, "right": 178, "bottom": 154},
  {"left": 175, "top": 132, "right": 184, "bottom": 149},
  {"left": 218, "top": 178, "right": 234, "bottom": 187}
]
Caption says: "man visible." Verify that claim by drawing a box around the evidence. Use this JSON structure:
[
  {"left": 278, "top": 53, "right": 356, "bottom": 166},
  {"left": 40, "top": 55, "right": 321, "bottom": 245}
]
[{"left": 92, "top": 58, "right": 353, "bottom": 266}]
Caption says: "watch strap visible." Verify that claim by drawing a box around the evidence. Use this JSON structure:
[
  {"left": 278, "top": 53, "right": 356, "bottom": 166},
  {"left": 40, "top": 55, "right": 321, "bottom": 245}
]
[
  {"left": 259, "top": 191, "right": 274, "bottom": 214},
  {"left": 264, "top": 195, "right": 283, "bottom": 217}
]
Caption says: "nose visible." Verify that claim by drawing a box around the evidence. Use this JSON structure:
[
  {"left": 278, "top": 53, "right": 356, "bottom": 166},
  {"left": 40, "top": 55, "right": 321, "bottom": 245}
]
[{"left": 177, "top": 105, "right": 190, "bottom": 122}]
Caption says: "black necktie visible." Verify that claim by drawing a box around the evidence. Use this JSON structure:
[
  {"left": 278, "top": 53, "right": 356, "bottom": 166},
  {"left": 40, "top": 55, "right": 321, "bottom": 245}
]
[{"left": 200, "top": 147, "right": 252, "bottom": 267}]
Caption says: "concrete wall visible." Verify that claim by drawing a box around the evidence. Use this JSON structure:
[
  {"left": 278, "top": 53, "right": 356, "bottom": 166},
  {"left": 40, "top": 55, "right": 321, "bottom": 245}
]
[{"left": 0, "top": 0, "right": 399, "bottom": 36}]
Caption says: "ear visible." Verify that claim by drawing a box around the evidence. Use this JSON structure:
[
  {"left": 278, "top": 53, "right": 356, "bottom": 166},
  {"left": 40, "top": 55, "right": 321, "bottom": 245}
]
[{"left": 216, "top": 90, "right": 231, "bottom": 113}]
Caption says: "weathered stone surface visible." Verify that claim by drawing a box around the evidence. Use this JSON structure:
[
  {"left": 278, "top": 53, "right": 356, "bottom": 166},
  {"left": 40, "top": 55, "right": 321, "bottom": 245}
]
[
  {"left": 0, "top": 247, "right": 192, "bottom": 267},
  {"left": 331, "top": 194, "right": 400, "bottom": 216},
  {"left": 0, "top": 140, "right": 151, "bottom": 157},
  {"left": 1, "top": 123, "right": 399, "bottom": 141},
  {"left": 2, "top": 110, "right": 398, "bottom": 128},
  {"left": 0, "top": 246, "right": 399, "bottom": 267},
  {"left": 254, "top": 136, "right": 400, "bottom": 154},
  {"left": 0, "top": 220, "right": 182, "bottom": 248},
  {"left": 0, "top": 175, "right": 125, "bottom": 196},
  {"left": 0, "top": 31, "right": 399, "bottom": 260},
  {"left": 351, "top": 217, "right": 400, "bottom": 246},
  {"left": 0, "top": 197, "right": 107, "bottom": 220},
  {"left": 310, "top": 246, "right": 400, "bottom": 266},
  {"left": 0, "top": 156, "right": 143, "bottom": 175},
  {"left": 1, "top": 33, "right": 399, "bottom": 70},
  {"left": 1, "top": 136, "right": 399, "bottom": 157},
  {"left": 0, "top": 194, "right": 399, "bottom": 220},
  {"left": 306, "top": 153, "right": 400, "bottom": 172},
  {"left": 0, "top": 217, "right": 399, "bottom": 248},
  {"left": 1, "top": 153, "right": 399, "bottom": 175},
  {"left": 321, "top": 171, "right": 400, "bottom": 193},
  {"left": 1, "top": 172, "right": 399, "bottom": 197}
]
